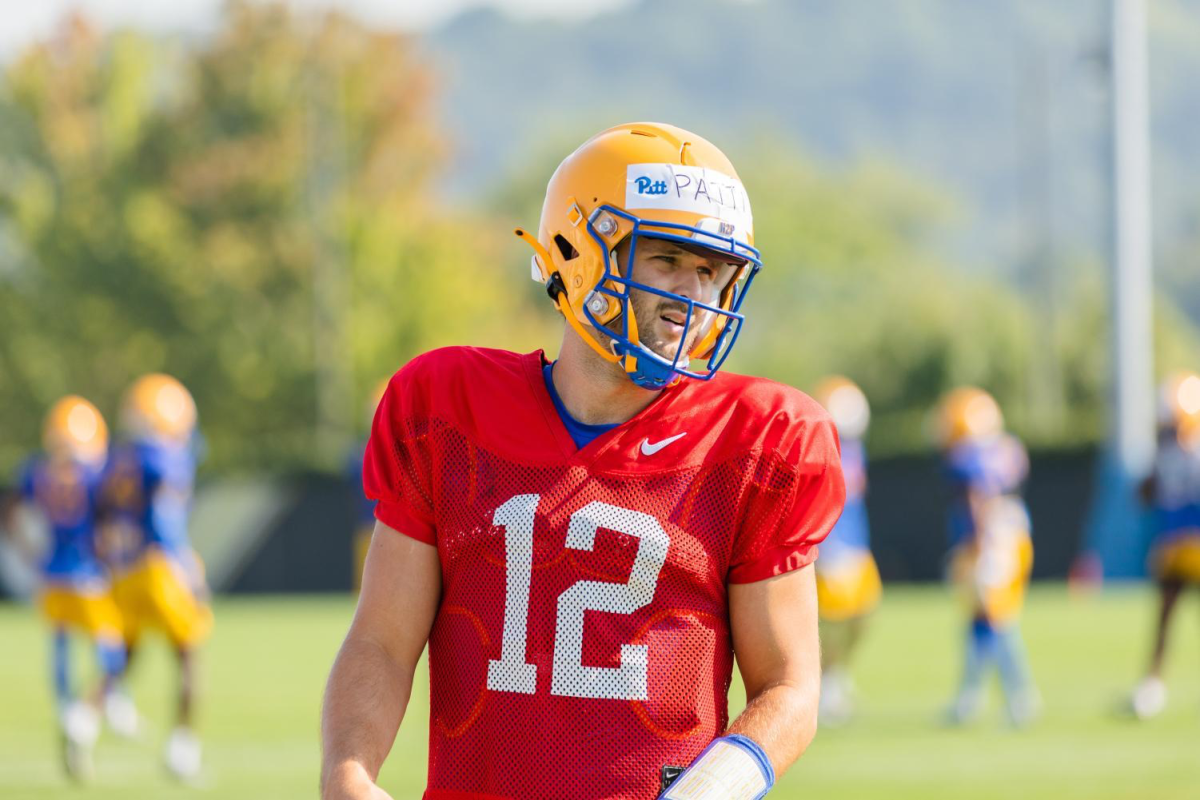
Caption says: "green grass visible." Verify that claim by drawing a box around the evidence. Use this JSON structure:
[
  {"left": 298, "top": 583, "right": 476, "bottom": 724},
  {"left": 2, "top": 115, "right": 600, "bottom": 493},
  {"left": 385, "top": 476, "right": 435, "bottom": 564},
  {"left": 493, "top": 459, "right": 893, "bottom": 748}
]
[{"left": 0, "top": 586, "right": 1198, "bottom": 799}]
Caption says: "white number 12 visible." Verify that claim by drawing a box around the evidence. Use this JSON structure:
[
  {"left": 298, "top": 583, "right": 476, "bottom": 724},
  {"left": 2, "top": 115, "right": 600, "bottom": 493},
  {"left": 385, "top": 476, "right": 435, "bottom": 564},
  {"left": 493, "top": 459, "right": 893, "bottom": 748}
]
[{"left": 485, "top": 495, "right": 670, "bottom": 701}]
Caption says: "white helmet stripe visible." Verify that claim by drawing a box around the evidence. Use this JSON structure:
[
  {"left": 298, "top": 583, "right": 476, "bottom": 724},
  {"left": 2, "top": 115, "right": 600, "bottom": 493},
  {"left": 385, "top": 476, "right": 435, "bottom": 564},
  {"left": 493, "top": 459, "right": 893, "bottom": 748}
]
[{"left": 624, "top": 163, "right": 753, "bottom": 237}]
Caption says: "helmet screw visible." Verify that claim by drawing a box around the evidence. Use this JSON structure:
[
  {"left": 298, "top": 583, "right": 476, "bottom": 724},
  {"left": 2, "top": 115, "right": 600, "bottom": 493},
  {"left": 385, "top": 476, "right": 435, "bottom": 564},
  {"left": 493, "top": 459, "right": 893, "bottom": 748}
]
[
  {"left": 572, "top": 275, "right": 583, "bottom": 288},
  {"left": 595, "top": 214, "right": 618, "bottom": 236},
  {"left": 587, "top": 292, "right": 609, "bottom": 315}
]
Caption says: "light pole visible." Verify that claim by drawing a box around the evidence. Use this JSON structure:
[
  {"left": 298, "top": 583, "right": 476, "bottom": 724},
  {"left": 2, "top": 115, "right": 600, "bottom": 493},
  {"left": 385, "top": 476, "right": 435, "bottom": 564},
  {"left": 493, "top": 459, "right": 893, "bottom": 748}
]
[{"left": 1083, "top": 0, "right": 1156, "bottom": 578}]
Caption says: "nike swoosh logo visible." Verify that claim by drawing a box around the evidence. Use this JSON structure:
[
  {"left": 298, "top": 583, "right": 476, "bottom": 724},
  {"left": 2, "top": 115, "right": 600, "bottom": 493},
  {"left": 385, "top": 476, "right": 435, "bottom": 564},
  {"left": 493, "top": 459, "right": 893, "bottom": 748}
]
[{"left": 640, "top": 432, "right": 687, "bottom": 456}]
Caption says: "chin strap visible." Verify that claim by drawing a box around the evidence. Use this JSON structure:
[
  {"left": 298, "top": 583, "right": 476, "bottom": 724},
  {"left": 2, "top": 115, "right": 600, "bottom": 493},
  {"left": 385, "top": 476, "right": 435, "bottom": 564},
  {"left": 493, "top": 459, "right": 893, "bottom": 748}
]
[
  {"left": 514, "top": 228, "right": 620, "bottom": 364},
  {"left": 514, "top": 227, "right": 693, "bottom": 389}
]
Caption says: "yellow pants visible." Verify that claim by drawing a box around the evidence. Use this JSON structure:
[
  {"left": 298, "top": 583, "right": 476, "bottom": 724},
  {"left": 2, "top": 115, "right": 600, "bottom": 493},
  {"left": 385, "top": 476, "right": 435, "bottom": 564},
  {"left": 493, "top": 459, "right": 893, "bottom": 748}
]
[
  {"left": 1151, "top": 533, "right": 1200, "bottom": 583},
  {"left": 39, "top": 585, "right": 124, "bottom": 640},
  {"left": 114, "top": 549, "right": 213, "bottom": 648},
  {"left": 816, "top": 552, "right": 882, "bottom": 622},
  {"left": 950, "top": 534, "right": 1033, "bottom": 625}
]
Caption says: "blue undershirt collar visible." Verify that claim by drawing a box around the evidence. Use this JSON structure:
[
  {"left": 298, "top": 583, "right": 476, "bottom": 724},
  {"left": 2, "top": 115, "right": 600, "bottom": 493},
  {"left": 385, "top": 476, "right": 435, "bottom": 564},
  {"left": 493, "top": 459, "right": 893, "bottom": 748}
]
[{"left": 542, "top": 362, "right": 619, "bottom": 450}]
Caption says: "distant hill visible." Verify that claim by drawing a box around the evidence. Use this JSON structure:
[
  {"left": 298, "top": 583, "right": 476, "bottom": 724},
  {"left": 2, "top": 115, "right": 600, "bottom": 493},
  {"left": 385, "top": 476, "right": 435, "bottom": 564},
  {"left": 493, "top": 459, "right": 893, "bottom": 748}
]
[{"left": 422, "top": 0, "right": 1200, "bottom": 317}]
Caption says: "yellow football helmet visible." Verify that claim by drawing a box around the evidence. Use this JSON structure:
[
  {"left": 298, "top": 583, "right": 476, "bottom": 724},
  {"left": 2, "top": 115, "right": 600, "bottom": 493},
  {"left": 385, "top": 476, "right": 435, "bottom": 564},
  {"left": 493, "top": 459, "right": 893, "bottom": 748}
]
[
  {"left": 515, "top": 122, "right": 762, "bottom": 389},
  {"left": 1158, "top": 371, "right": 1200, "bottom": 430},
  {"left": 366, "top": 377, "right": 389, "bottom": 428},
  {"left": 813, "top": 376, "right": 870, "bottom": 440},
  {"left": 937, "top": 386, "right": 1004, "bottom": 447},
  {"left": 121, "top": 373, "right": 197, "bottom": 443},
  {"left": 43, "top": 395, "right": 108, "bottom": 465}
]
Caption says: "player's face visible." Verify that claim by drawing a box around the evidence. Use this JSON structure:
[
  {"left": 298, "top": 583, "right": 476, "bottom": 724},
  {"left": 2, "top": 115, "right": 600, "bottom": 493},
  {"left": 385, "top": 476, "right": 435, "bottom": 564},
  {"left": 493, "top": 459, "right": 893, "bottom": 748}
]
[{"left": 616, "top": 237, "right": 741, "bottom": 362}]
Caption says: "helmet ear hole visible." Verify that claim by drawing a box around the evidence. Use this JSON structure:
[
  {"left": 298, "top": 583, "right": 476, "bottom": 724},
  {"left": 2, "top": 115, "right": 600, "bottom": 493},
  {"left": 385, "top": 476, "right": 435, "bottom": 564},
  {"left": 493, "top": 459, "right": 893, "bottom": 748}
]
[{"left": 553, "top": 234, "right": 579, "bottom": 261}]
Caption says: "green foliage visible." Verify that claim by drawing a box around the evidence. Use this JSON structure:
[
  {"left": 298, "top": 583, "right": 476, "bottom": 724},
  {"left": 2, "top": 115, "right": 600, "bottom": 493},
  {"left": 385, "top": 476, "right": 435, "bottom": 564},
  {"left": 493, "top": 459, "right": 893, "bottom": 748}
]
[
  {"left": 3, "top": 3, "right": 1198, "bottom": 472},
  {"left": 730, "top": 146, "right": 1034, "bottom": 452},
  {"left": 0, "top": 5, "right": 551, "bottom": 473}
]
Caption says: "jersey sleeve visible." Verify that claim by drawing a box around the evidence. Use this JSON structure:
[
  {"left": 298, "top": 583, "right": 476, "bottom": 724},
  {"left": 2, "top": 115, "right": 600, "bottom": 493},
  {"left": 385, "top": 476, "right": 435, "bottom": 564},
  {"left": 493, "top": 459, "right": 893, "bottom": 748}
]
[
  {"left": 362, "top": 359, "right": 438, "bottom": 545},
  {"left": 728, "top": 417, "right": 846, "bottom": 584}
]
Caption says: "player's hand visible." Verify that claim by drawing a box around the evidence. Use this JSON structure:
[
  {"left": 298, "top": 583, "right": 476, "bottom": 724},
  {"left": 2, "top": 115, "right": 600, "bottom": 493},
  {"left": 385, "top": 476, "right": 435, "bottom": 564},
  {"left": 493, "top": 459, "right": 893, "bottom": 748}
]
[
  {"left": 322, "top": 781, "right": 394, "bottom": 800},
  {"left": 659, "top": 735, "right": 774, "bottom": 800},
  {"left": 320, "top": 762, "right": 395, "bottom": 800}
]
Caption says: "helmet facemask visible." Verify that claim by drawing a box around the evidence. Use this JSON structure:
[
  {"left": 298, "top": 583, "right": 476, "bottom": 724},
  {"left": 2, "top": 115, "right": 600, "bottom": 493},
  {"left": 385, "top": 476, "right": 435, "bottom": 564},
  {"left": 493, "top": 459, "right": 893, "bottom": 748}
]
[
  {"left": 578, "top": 206, "right": 760, "bottom": 389},
  {"left": 516, "top": 123, "right": 763, "bottom": 390}
]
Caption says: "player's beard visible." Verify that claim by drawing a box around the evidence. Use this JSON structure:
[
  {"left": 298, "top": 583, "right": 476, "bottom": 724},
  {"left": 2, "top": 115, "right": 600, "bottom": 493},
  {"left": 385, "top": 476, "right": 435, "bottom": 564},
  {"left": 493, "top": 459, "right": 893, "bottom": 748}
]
[{"left": 623, "top": 289, "right": 712, "bottom": 363}]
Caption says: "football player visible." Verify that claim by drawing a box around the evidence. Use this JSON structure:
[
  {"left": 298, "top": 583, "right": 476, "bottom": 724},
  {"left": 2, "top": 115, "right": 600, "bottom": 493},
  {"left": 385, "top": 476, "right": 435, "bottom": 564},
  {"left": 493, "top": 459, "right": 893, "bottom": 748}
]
[
  {"left": 6, "top": 396, "right": 126, "bottom": 780},
  {"left": 1128, "top": 371, "right": 1200, "bottom": 720},
  {"left": 321, "top": 123, "right": 846, "bottom": 800},
  {"left": 98, "top": 373, "right": 211, "bottom": 780},
  {"left": 938, "top": 387, "right": 1039, "bottom": 727},
  {"left": 811, "top": 377, "right": 880, "bottom": 726}
]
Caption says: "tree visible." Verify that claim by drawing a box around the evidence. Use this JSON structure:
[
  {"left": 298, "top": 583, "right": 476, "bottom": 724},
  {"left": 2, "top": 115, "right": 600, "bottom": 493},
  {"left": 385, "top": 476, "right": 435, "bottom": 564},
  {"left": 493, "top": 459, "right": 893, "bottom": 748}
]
[{"left": 0, "top": 4, "right": 552, "bottom": 473}]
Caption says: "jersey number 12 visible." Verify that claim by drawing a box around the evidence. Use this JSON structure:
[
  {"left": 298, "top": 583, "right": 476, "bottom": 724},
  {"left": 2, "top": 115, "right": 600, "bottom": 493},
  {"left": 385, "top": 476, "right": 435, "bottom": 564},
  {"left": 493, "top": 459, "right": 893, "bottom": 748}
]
[{"left": 484, "top": 493, "right": 670, "bottom": 701}]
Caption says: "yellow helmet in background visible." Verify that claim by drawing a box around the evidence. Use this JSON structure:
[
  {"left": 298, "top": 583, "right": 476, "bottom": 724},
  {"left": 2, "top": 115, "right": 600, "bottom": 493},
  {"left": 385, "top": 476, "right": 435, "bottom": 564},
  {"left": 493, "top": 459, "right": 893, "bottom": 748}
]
[
  {"left": 366, "top": 377, "right": 389, "bottom": 429},
  {"left": 813, "top": 376, "right": 870, "bottom": 441},
  {"left": 515, "top": 122, "right": 762, "bottom": 390},
  {"left": 43, "top": 395, "right": 108, "bottom": 465},
  {"left": 1181, "top": 410, "right": 1200, "bottom": 448},
  {"left": 1158, "top": 371, "right": 1200, "bottom": 433},
  {"left": 121, "top": 373, "right": 197, "bottom": 444},
  {"left": 937, "top": 386, "right": 1003, "bottom": 448}
]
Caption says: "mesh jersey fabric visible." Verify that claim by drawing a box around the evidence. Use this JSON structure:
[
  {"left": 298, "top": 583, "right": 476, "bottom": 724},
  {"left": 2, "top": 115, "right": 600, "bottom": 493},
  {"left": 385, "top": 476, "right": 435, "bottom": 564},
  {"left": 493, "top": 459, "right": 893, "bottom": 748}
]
[{"left": 363, "top": 347, "right": 844, "bottom": 800}]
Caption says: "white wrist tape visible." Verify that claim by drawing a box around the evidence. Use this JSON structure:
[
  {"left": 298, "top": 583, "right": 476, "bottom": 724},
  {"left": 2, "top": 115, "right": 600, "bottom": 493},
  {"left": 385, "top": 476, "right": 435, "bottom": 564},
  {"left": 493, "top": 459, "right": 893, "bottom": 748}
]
[{"left": 661, "top": 735, "right": 774, "bottom": 800}]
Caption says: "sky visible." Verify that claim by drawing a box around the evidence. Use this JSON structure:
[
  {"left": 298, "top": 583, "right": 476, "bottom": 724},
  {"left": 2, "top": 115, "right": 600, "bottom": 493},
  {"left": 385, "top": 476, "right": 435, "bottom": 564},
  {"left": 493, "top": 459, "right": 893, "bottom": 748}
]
[{"left": 0, "top": 0, "right": 637, "bottom": 58}]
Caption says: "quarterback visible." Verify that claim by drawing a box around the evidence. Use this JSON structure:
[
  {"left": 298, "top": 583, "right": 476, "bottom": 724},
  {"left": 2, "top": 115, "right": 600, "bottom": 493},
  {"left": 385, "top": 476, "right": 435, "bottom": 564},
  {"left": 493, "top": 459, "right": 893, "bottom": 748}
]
[{"left": 321, "top": 123, "right": 846, "bottom": 799}]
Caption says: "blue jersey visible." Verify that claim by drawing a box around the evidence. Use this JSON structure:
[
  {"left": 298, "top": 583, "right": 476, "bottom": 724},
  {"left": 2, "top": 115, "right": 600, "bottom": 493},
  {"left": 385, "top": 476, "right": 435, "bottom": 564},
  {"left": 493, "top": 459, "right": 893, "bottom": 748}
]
[
  {"left": 944, "top": 434, "right": 1029, "bottom": 547},
  {"left": 819, "top": 437, "right": 870, "bottom": 562},
  {"left": 1149, "top": 435, "right": 1200, "bottom": 541},
  {"left": 18, "top": 455, "right": 107, "bottom": 585},
  {"left": 99, "top": 439, "right": 197, "bottom": 566}
]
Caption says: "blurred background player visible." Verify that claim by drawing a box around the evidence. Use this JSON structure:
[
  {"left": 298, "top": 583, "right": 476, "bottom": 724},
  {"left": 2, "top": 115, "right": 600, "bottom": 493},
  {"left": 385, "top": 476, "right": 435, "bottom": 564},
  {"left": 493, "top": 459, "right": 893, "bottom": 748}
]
[
  {"left": 345, "top": 379, "right": 388, "bottom": 591},
  {"left": 938, "top": 387, "right": 1039, "bottom": 726},
  {"left": 98, "top": 373, "right": 211, "bottom": 781},
  {"left": 4, "top": 396, "right": 126, "bottom": 780},
  {"left": 1127, "top": 371, "right": 1200, "bottom": 720},
  {"left": 812, "top": 376, "right": 881, "bottom": 726}
]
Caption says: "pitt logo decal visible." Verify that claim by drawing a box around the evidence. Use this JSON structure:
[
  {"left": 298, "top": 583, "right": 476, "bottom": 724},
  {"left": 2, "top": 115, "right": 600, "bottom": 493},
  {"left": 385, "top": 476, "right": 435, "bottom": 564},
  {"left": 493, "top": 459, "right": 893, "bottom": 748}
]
[{"left": 634, "top": 176, "right": 670, "bottom": 195}]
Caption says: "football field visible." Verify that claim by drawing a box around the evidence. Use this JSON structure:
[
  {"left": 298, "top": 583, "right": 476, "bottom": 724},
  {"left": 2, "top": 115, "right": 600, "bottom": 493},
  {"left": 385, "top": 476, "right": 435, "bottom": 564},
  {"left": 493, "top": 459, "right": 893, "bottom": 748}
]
[{"left": 1, "top": 585, "right": 1197, "bottom": 799}]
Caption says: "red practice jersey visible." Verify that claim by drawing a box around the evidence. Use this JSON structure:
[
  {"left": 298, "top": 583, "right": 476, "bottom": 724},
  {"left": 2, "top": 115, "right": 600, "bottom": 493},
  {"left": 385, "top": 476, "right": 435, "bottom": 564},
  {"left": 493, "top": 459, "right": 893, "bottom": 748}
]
[{"left": 364, "top": 347, "right": 845, "bottom": 800}]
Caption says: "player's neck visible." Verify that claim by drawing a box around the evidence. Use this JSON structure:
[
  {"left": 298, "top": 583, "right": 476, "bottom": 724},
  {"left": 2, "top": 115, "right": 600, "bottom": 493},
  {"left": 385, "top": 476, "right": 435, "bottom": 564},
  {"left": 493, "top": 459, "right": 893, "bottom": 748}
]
[{"left": 552, "top": 329, "right": 661, "bottom": 426}]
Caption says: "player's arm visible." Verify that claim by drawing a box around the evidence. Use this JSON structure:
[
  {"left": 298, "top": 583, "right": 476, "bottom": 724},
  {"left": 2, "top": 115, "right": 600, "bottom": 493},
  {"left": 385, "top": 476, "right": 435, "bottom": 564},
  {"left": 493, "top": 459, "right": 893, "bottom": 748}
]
[
  {"left": 728, "top": 563, "right": 820, "bottom": 772},
  {"left": 0, "top": 484, "right": 42, "bottom": 566},
  {"left": 1138, "top": 474, "right": 1156, "bottom": 506},
  {"left": 320, "top": 521, "right": 440, "bottom": 800},
  {"left": 966, "top": 485, "right": 989, "bottom": 544},
  {"left": 0, "top": 489, "right": 17, "bottom": 539},
  {"left": 661, "top": 565, "right": 819, "bottom": 800}
]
